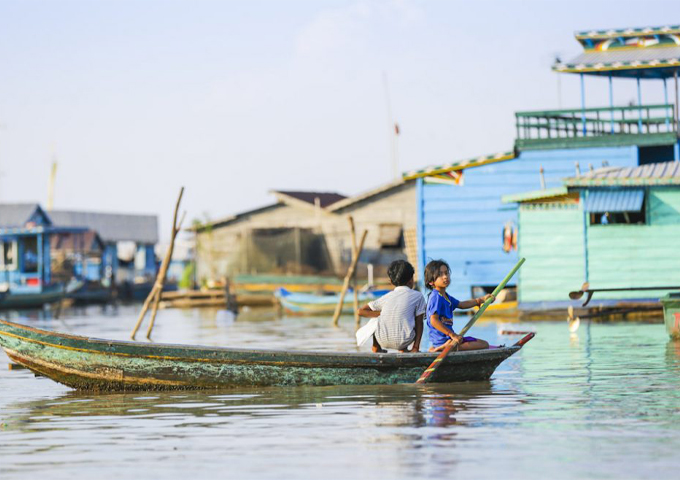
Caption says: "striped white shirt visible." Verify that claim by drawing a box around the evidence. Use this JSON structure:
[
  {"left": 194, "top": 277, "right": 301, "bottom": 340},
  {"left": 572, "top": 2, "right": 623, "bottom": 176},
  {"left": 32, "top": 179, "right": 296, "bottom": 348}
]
[{"left": 368, "top": 286, "right": 426, "bottom": 350}]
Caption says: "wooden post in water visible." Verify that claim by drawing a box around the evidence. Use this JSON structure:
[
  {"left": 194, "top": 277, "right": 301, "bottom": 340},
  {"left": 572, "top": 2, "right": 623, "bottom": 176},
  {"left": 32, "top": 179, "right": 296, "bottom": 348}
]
[
  {"left": 130, "top": 187, "right": 185, "bottom": 340},
  {"left": 539, "top": 166, "right": 546, "bottom": 190},
  {"left": 348, "top": 217, "right": 360, "bottom": 326},
  {"left": 332, "top": 228, "right": 367, "bottom": 327}
]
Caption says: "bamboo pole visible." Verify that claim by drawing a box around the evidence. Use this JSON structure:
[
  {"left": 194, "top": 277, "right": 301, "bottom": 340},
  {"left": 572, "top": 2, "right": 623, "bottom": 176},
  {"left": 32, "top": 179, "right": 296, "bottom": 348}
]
[
  {"left": 130, "top": 187, "right": 184, "bottom": 339},
  {"left": 145, "top": 211, "right": 186, "bottom": 339},
  {"left": 332, "top": 229, "right": 367, "bottom": 326},
  {"left": 348, "top": 217, "right": 360, "bottom": 326}
]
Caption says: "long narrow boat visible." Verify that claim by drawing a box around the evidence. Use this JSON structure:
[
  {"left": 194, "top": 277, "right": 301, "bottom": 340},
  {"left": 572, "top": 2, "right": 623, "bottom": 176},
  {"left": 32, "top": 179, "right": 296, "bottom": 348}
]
[
  {"left": 274, "top": 287, "right": 390, "bottom": 315},
  {"left": 0, "top": 319, "right": 534, "bottom": 391}
]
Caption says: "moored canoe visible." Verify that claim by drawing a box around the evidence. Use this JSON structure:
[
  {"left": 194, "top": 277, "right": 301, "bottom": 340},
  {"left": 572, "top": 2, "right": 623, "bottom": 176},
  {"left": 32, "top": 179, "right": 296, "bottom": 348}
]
[{"left": 0, "top": 319, "right": 533, "bottom": 391}]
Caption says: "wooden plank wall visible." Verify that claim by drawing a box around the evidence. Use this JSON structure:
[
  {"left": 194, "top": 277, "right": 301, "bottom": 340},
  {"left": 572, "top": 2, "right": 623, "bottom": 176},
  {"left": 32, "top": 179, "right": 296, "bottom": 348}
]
[{"left": 517, "top": 203, "right": 585, "bottom": 303}]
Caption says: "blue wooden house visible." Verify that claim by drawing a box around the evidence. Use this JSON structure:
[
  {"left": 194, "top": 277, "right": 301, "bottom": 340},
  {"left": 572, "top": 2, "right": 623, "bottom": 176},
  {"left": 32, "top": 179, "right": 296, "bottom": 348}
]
[
  {"left": 404, "top": 25, "right": 680, "bottom": 300},
  {"left": 0, "top": 204, "right": 160, "bottom": 305},
  {"left": 0, "top": 205, "right": 99, "bottom": 308}
]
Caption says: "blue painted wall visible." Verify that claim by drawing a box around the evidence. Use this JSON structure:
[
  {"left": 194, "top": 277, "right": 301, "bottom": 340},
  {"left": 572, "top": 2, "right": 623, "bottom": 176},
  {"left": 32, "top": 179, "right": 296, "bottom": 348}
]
[{"left": 417, "top": 145, "right": 638, "bottom": 299}]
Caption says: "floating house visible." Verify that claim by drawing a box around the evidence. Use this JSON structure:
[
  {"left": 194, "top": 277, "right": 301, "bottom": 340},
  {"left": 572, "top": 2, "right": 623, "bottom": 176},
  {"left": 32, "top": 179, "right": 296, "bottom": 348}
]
[
  {"left": 404, "top": 25, "right": 680, "bottom": 300},
  {"left": 193, "top": 182, "right": 418, "bottom": 283},
  {"left": 503, "top": 162, "right": 680, "bottom": 308},
  {"left": 0, "top": 205, "right": 95, "bottom": 308},
  {"left": 47, "top": 209, "right": 159, "bottom": 288},
  {"left": 0, "top": 203, "right": 160, "bottom": 304}
]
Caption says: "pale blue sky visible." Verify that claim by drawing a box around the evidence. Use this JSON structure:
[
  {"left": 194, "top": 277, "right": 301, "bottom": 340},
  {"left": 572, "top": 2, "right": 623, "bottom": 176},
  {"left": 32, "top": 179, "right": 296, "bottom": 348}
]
[{"left": 0, "top": 0, "right": 678, "bottom": 238}]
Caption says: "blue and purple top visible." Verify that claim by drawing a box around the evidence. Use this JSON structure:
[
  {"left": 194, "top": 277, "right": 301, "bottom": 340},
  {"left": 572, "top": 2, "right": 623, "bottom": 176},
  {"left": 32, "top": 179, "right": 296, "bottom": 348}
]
[{"left": 426, "top": 291, "right": 460, "bottom": 347}]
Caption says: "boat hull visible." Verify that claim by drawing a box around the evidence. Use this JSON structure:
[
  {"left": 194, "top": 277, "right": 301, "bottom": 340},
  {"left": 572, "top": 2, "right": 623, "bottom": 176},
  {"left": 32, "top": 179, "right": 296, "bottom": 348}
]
[
  {"left": 0, "top": 319, "right": 526, "bottom": 391},
  {"left": 0, "top": 282, "right": 81, "bottom": 310},
  {"left": 274, "top": 288, "right": 388, "bottom": 315}
]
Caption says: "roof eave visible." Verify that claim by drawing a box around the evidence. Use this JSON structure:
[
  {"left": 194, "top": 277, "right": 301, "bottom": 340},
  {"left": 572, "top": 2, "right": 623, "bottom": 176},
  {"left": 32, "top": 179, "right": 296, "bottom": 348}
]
[
  {"left": 402, "top": 151, "right": 515, "bottom": 180},
  {"left": 326, "top": 179, "right": 410, "bottom": 212}
]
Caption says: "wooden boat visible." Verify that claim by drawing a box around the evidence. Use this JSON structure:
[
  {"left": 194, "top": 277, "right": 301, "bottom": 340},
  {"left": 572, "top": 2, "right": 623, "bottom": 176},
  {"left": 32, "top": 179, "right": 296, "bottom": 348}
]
[
  {"left": 0, "top": 280, "right": 83, "bottom": 310},
  {"left": 232, "top": 274, "right": 391, "bottom": 295},
  {"left": 274, "top": 287, "right": 390, "bottom": 315},
  {"left": 0, "top": 319, "right": 534, "bottom": 391}
]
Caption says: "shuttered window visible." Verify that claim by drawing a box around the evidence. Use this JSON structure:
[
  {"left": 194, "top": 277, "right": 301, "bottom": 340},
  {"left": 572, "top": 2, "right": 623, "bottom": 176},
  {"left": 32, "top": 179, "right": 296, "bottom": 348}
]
[
  {"left": 378, "top": 224, "right": 403, "bottom": 248},
  {"left": 586, "top": 189, "right": 646, "bottom": 225}
]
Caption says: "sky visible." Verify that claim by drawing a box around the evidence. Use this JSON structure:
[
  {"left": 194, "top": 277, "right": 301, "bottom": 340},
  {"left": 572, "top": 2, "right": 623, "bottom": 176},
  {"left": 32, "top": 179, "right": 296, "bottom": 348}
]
[{"left": 0, "top": 0, "right": 678, "bottom": 240}]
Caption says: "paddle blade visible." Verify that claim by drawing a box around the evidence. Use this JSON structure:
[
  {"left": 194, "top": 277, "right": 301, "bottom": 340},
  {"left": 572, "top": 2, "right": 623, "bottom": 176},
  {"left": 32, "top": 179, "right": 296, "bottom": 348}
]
[{"left": 568, "top": 282, "right": 590, "bottom": 300}]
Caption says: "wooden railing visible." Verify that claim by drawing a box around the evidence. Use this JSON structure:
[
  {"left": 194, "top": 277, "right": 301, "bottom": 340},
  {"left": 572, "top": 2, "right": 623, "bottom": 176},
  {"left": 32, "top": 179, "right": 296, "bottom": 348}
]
[{"left": 515, "top": 104, "right": 677, "bottom": 148}]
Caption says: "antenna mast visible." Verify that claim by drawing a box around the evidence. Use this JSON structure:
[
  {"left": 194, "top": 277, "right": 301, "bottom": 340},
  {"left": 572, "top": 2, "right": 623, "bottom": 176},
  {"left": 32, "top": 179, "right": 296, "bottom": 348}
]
[
  {"left": 383, "top": 72, "right": 399, "bottom": 181},
  {"left": 47, "top": 149, "right": 57, "bottom": 211}
]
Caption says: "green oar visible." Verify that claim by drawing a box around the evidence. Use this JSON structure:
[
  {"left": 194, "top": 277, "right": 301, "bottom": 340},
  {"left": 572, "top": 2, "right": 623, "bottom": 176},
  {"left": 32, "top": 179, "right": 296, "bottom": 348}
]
[{"left": 415, "top": 257, "right": 525, "bottom": 384}]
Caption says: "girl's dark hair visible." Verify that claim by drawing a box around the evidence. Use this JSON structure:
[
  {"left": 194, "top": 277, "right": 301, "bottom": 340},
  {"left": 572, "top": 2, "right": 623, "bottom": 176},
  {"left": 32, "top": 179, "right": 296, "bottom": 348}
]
[
  {"left": 387, "top": 260, "right": 414, "bottom": 286},
  {"left": 424, "top": 259, "right": 450, "bottom": 290}
]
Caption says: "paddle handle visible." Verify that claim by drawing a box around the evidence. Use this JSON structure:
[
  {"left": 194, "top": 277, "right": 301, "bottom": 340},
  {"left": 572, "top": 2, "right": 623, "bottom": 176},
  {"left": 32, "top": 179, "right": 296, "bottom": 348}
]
[
  {"left": 415, "top": 257, "right": 525, "bottom": 384},
  {"left": 459, "top": 257, "right": 526, "bottom": 337}
]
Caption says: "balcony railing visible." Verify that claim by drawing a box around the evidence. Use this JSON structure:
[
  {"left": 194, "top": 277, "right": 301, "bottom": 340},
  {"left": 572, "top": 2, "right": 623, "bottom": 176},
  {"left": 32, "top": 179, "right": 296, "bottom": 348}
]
[{"left": 515, "top": 104, "right": 678, "bottom": 150}]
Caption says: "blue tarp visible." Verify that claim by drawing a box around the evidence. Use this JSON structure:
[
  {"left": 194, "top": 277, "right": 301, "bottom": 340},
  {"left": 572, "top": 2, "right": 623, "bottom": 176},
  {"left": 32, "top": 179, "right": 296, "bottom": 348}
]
[{"left": 583, "top": 189, "right": 644, "bottom": 212}]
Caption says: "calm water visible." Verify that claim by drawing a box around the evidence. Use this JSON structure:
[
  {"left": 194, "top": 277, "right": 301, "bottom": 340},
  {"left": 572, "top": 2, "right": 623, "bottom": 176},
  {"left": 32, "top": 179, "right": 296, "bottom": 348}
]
[{"left": 1, "top": 305, "right": 679, "bottom": 480}]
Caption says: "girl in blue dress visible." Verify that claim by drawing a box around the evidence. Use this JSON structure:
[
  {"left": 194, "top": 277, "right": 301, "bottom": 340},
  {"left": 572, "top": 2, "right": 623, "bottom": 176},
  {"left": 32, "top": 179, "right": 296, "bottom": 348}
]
[{"left": 424, "top": 259, "right": 493, "bottom": 352}]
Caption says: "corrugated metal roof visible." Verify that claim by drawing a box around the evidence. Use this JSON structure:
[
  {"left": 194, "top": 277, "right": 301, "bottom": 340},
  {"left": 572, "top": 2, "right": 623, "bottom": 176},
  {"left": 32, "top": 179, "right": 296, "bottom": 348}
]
[
  {"left": 583, "top": 189, "right": 645, "bottom": 212},
  {"left": 565, "top": 46, "right": 680, "bottom": 66},
  {"left": 566, "top": 161, "right": 680, "bottom": 187},
  {"left": 0, "top": 203, "right": 44, "bottom": 228},
  {"left": 501, "top": 187, "right": 569, "bottom": 204},
  {"left": 575, "top": 25, "right": 680, "bottom": 40},
  {"left": 48, "top": 210, "right": 159, "bottom": 244},
  {"left": 402, "top": 151, "right": 515, "bottom": 180}
]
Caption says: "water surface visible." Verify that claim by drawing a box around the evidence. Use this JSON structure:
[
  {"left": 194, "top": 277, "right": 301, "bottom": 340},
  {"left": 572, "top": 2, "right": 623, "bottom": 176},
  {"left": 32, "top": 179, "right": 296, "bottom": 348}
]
[{"left": 1, "top": 305, "right": 679, "bottom": 479}]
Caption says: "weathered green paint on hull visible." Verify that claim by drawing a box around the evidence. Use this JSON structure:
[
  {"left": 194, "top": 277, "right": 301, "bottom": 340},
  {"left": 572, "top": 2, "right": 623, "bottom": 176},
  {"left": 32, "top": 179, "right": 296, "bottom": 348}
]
[
  {"left": 0, "top": 319, "right": 524, "bottom": 391},
  {"left": 661, "top": 293, "right": 680, "bottom": 339}
]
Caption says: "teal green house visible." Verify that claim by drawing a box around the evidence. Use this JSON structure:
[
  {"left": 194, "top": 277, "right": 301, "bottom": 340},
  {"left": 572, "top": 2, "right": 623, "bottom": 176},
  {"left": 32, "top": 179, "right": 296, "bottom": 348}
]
[{"left": 503, "top": 162, "right": 680, "bottom": 308}]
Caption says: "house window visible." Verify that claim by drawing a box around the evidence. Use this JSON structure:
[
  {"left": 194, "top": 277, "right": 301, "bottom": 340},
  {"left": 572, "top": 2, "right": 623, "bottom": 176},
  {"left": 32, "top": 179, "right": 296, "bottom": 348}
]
[
  {"left": 378, "top": 224, "right": 403, "bottom": 249},
  {"left": 0, "top": 241, "right": 17, "bottom": 271},
  {"left": 590, "top": 209, "right": 646, "bottom": 225},
  {"left": 584, "top": 189, "right": 646, "bottom": 226},
  {"left": 22, "top": 236, "right": 39, "bottom": 273}
]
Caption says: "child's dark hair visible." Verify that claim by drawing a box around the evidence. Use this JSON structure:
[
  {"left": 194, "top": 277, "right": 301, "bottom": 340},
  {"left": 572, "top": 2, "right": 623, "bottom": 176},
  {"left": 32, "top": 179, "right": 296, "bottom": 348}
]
[
  {"left": 424, "top": 259, "right": 450, "bottom": 290},
  {"left": 387, "top": 260, "right": 414, "bottom": 287}
]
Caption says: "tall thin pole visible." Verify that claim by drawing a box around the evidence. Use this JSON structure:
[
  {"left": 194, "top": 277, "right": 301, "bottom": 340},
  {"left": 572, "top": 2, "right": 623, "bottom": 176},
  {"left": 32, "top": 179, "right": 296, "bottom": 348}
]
[
  {"left": 608, "top": 74, "right": 614, "bottom": 134},
  {"left": 580, "top": 73, "right": 586, "bottom": 136},
  {"left": 675, "top": 70, "right": 679, "bottom": 137},
  {"left": 383, "top": 73, "right": 399, "bottom": 181},
  {"left": 637, "top": 77, "right": 643, "bottom": 133},
  {"left": 663, "top": 78, "right": 670, "bottom": 130},
  {"left": 675, "top": 71, "right": 679, "bottom": 162}
]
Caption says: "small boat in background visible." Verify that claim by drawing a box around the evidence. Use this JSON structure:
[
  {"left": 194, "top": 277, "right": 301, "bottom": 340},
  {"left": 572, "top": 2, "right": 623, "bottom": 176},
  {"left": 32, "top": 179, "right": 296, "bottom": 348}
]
[
  {"left": 0, "top": 279, "right": 82, "bottom": 309},
  {"left": 274, "top": 287, "right": 390, "bottom": 315}
]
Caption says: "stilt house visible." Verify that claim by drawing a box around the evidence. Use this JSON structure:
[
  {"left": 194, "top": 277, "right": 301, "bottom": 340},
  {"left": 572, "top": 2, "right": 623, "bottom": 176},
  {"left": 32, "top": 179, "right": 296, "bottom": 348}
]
[{"left": 404, "top": 25, "right": 680, "bottom": 299}]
